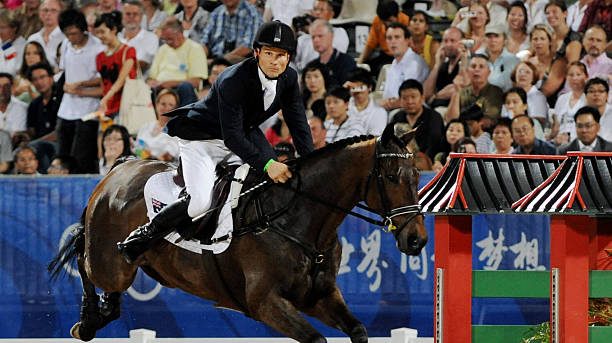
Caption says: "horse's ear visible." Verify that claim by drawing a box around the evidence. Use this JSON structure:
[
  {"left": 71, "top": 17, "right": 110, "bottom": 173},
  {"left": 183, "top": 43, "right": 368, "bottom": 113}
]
[
  {"left": 396, "top": 124, "right": 418, "bottom": 147},
  {"left": 380, "top": 122, "right": 395, "bottom": 145}
]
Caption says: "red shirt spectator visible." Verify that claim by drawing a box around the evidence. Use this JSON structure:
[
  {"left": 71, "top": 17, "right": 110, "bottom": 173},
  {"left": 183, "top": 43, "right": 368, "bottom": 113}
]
[{"left": 96, "top": 44, "right": 137, "bottom": 116}]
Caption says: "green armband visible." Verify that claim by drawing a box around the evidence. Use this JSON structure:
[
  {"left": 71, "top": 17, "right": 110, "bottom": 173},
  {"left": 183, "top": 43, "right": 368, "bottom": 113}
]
[{"left": 263, "top": 159, "right": 275, "bottom": 172}]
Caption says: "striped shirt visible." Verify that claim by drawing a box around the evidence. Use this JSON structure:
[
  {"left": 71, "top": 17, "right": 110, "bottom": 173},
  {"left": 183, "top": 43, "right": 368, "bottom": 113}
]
[
  {"left": 324, "top": 116, "right": 362, "bottom": 143},
  {"left": 201, "top": 0, "right": 262, "bottom": 58}
]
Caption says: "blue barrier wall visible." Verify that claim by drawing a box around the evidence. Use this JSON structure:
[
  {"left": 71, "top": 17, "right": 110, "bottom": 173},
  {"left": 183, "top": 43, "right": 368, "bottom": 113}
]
[{"left": 0, "top": 174, "right": 550, "bottom": 338}]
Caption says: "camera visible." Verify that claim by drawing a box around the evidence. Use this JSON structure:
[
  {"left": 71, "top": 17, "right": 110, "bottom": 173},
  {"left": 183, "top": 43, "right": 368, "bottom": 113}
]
[
  {"left": 461, "top": 39, "right": 475, "bottom": 50},
  {"left": 463, "top": 11, "right": 477, "bottom": 18}
]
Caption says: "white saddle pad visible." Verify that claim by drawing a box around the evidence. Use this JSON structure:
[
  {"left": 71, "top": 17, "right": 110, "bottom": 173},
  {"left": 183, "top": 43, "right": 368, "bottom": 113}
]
[{"left": 143, "top": 166, "right": 249, "bottom": 255}]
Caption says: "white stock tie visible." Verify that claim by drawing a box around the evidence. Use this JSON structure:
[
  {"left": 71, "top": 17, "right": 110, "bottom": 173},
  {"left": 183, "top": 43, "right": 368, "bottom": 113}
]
[{"left": 258, "top": 67, "right": 277, "bottom": 111}]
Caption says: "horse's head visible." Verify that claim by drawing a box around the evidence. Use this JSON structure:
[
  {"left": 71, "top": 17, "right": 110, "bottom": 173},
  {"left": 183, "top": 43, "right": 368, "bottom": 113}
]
[{"left": 363, "top": 123, "right": 427, "bottom": 256}]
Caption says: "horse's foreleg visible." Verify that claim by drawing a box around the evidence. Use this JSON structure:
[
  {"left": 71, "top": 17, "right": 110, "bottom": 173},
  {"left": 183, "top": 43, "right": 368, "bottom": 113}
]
[
  {"left": 71, "top": 253, "right": 101, "bottom": 342},
  {"left": 305, "top": 287, "right": 367, "bottom": 343},
  {"left": 248, "top": 292, "right": 327, "bottom": 343}
]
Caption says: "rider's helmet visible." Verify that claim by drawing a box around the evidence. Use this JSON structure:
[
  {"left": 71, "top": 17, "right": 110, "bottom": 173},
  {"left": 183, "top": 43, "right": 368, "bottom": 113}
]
[{"left": 253, "top": 21, "right": 297, "bottom": 55}]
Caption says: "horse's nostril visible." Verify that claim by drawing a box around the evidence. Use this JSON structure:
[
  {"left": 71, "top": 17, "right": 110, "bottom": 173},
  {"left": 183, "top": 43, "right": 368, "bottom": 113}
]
[{"left": 408, "top": 235, "right": 419, "bottom": 247}]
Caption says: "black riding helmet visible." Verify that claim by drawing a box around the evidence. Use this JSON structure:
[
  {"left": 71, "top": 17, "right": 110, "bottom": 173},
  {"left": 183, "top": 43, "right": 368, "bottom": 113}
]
[{"left": 253, "top": 21, "right": 297, "bottom": 55}]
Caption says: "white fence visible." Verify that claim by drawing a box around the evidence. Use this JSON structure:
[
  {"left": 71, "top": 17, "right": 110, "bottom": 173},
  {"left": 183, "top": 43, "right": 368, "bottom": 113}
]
[{"left": 0, "top": 328, "right": 434, "bottom": 343}]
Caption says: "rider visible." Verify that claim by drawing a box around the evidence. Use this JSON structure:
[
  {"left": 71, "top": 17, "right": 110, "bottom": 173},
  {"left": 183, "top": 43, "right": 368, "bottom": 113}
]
[{"left": 117, "top": 21, "right": 314, "bottom": 263}]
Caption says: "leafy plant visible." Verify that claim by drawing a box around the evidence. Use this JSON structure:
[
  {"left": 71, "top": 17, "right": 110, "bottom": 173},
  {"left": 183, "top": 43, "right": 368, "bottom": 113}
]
[{"left": 521, "top": 322, "right": 550, "bottom": 343}]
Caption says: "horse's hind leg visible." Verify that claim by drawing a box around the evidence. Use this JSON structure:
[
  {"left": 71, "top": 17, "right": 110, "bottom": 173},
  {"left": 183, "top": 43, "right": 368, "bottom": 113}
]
[
  {"left": 305, "top": 287, "right": 367, "bottom": 343},
  {"left": 71, "top": 256, "right": 122, "bottom": 341},
  {"left": 248, "top": 292, "right": 327, "bottom": 343}
]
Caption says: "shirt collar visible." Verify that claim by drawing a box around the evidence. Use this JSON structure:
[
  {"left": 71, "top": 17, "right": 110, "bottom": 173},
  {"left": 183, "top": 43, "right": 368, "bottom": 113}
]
[
  {"left": 257, "top": 66, "right": 277, "bottom": 90},
  {"left": 578, "top": 138, "right": 598, "bottom": 151}
]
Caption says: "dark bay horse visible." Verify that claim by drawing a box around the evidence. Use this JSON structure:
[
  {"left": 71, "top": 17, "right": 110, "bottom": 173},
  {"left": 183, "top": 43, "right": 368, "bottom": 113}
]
[{"left": 49, "top": 123, "right": 427, "bottom": 343}]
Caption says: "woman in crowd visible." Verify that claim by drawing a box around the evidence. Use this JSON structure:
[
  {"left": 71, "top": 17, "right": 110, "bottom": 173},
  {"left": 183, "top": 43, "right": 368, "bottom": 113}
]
[
  {"left": 301, "top": 61, "right": 331, "bottom": 121},
  {"left": 13, "top": 41, "right": 51, "bottom": 103},
  {"left": 552, "top": 61, "right": 588, "bottom": 145},
  {"left": 94, "top": 11, "right": 137, "bottom": 124},
  {"left": 142, "top": 0, "right": 168, "bottom": 33},
  {"left": 511, "top": 61, "right": 549, "bottom": 127},
  {"left": 100, "top": 124, "right": 133, "bottom": 175},
  {"left": 175, "top": 0, "right": 209, "bottom": 43},
  {"left": 408, "top": 10, "right": 440, "bottom": 70},
  {"left": 544, "top": 0, "right": 582, "bottom": 64},
  {"left": 503, "top": 87, "right": 545, "bottom": 139},
  {"left": 491, "top": 118, "right": 514, "bottom": 154},
  {"left": 506, "top": 1, "right": 530, "bottom": 54},
  {"left": 135, "top": 89, "right": 179, "bottom": 161},
  {"left": 455, "top": 2, "right": 489, "bottom": 53},
  {"left": 432, "top": 119, "right": 470, "bottom": 172},
  {"left": 526, "top": 24, "right": 566, "bottom": 103}
]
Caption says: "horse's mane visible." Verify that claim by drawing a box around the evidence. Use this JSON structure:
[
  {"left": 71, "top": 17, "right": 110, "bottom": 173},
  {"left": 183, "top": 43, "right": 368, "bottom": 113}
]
[{"left": 294, "top": 135, "right": 375, "bottom": 166}]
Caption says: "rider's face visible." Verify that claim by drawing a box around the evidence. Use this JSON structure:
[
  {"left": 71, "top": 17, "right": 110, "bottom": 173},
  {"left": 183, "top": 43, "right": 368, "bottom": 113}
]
[{"left": 255, "top": 46, "right": 290, "bottom": 78}]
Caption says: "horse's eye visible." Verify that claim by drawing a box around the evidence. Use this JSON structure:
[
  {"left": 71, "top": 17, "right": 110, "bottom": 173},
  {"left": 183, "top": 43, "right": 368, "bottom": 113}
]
[{"left": 386, "top": 174, "right": 399, "bottom": 183}]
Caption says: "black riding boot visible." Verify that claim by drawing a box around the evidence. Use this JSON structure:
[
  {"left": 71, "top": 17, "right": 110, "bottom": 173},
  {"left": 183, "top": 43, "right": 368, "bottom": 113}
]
[{"left": 117, "top": 196, "right": 190, "bottom": 264}]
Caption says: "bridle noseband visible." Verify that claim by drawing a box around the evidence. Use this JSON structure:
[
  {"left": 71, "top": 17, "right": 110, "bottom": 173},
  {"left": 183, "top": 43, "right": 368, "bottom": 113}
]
[{"left": 357, "top": 145, "right": 422, "bottom": 233}]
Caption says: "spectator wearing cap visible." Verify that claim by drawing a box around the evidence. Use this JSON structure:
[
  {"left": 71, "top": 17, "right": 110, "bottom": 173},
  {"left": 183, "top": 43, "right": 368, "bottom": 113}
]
[
  {"left": 584, "top": 78, "right": 611, "bottom": 142},
  {"left": 345, "top": 68, "right": 387, "bottom": 137},
  {"left": 380, "top": 23, "right": 429, "bottom": 111},
  {"left": 27, "top": 0, "right": 65, "bottom": 70},
  {"left": 459, "top": 104, "right": 494, "bottom": 153},
  {"left": 580, "top": 26, "right": 611, "bottom": 83},
  {"left": 201, "top": 0, "right": 262, "bottom": 64},
  {"left": 558, "top": 106, "right": 612, "bottom": 154},
  {"left": 477, "top": 23, "right": 519, "bottom": 92},
  {"left": 12, "top": 144, "right": 40, "bottom": 174},
  {"left": 0, "top": 129, "right": 11, "bottom": 173},
  {"left": 357, "top": 0, "right": 409, "bottom": 77},
  {"left": 293, "top": 0, "right": 349, "bottom": 73},
  {"left": 273, "top": 142, "right": 296, "bottom": 162},
  {"left": 119, "top": 0, "right": 160, "bottom": 74},
  {"left": 323, "top": 86, "right": 361, "bottom": 143},
  {"left": 0, "top": 11, "right": 27, "bottom": 76},
  {"left": 511, "top": 114, "right": 556, "bottom": 155},
  {"left": 308, "top": 19, "right": 356, "bottom": 87},
  {"left": 390, "top": 79, "right": 445, "bottom": 161},
  {"left": 447, "top": 53, "right": 503, "bottom": 130},
  {"left": 308, "top": 115, "right": 327, "bottom": 149}
]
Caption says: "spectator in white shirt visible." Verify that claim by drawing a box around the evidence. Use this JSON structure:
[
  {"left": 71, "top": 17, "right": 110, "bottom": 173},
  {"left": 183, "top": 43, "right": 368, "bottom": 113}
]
[
  {"left": 585, "top": 77, "right": 612, "bottom": 142},
  {"left": 263, "top": 0, "right": 314, "bottom": 25},
  {"left": 566, "top": 0, "right": 592, "bottom": 32},
  {"left": 0, "top": 12, "right": 27, "bottom": 76},
  {"left": 380, "top": 22, "right": 429, "bottom": 111},
  {"left": 27, "top": 0, "right": 65, "bottom": 70},
  {"left": 0, "top": 73, "right": 27, "bottom": 136},
  {"left": 56, "top": 9, "right": 105, "bottom": 174},
  {"left": 119, "top": 0, "right": 159, "bottom": 73},
  {"left": 553, "top": 61, "right": 588, "bottom": 145},
  {"left": 511, "top": 61, "right": 549, "bottom": 127},
  {"left": 141, "top": 0, "right": 168, "bottom": 33},
  {"left": 324, "top": 86, "right": 361, "bottom": 143},
  {"left": 0, "top": 129, "right": 11, "bottom": 173},
  {"left": 293, "top": 0, "right": 349, "bottom": 72},
  {"left": 345, "top": 67, "right": 387, "bottom": 136}
]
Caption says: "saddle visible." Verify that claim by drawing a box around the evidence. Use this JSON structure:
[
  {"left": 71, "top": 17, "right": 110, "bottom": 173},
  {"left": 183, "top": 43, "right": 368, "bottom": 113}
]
[{"left": 173, "top": 161, "right": 240, "bottom": 243}]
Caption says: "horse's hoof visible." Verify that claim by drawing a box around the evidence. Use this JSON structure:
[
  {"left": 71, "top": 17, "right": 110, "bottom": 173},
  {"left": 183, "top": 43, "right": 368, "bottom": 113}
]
[
  {"left": 349, "top": 324, "right": 368, "bottom": 343},
  {"left": 71, "top": 322, "right": 95, "bottom": 342}
]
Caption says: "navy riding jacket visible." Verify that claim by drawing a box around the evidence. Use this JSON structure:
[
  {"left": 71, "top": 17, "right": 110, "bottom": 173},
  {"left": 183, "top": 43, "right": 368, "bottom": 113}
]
[{"left": 165, "top": 57, "right": 314, "bottom": 172}]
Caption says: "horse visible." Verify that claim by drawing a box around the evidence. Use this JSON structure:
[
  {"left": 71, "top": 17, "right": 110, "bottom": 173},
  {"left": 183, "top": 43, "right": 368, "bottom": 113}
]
[{"left": 49, "top": 123, "right": 427, "bottom": 343}]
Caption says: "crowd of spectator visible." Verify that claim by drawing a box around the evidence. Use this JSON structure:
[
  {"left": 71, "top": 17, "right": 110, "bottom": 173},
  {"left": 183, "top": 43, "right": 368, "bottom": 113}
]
[{"left": 0, "top": 0, "right": 610, "bottom": 177}]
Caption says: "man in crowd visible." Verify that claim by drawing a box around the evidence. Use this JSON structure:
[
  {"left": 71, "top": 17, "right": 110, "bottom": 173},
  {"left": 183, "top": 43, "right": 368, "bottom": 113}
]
[
  {"left": 201, "top": 0, "right": 262, "bottom": 64},
  {"left": 380, "top": 23, "right": 429, "bottom": 111},
  {"left": 478, "top": 24, "right": 519, "bottom": 92},
  {"left": 308, "top": 19, "right": 356, "bottom": 86},
  {"left": 148, "top": 17, "right": 207, "bottom": 107},
  {"left": 26, "top": 63, "right": 61, "bottom": 171},
  {"left": 0, "top": 72, "right": 27, "bottom": 136},
  {"left": 580, "top": 25, "right": 611, "bottom": 81},
  {"left": 447, "top": 53, "right": 503, "bottom": 130},
  {"left": 0, "top": 129, "right": 11, "bottom": 173},
  {"left": 27, "top": 0, "right": 65, "bottom": 69},
  {"left": 293, "top": 0, "right": 349, "bottom": 72},
  {"left": 119, "top": 0, "right": 159, "bottom": 73},
  {"left": 57, "top": 8, "right": 104, "bottom": 174},
  {"left": 15, "top": 0, "right": 42, "bottom": 38},
  {"left": 584, "top": 77, "right": 611, "bottom": 142},
  {"left": 558, "top": 106, "right": 612, "bottom": 154},
  {"left": 357, "top": 0, "right": 410, "bottom": 77},
  {"left": 308, "top": 115, "right": 327, "bottom": 150},
  {"left": 390, "top": 79, "right": 444, "bottom": 161},
  {"left": 423, "top": 27, "right": 463, "bottom": 109},
  {"left": 511, "top": 115, "right": 556, "bottom": 155},
  {"left": 345, "top": 67, "right": 387, "bottom": 136}
]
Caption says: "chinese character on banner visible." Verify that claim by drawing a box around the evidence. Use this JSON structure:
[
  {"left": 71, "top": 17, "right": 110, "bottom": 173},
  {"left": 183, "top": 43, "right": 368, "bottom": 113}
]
[
  {"left": 339, "top": 236, "right": 355, "bottom": 275},
  {"left": 476, "top": 228, "right": 508, "bottom": 270},
  {"left": 400, "top": 246, "right": 429, "bottom": 280},
  {"left": 356, "top": 230, "right": 388, "bottom": 292},
  {"left": 510, "top": 232, "right": 545, "bottom": 270}
]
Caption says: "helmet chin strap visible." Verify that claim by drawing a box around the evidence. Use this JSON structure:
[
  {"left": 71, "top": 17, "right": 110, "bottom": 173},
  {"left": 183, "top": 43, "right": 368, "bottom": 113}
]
[{"left": 257, "top": 63, "right": 281, "bottom": 81}]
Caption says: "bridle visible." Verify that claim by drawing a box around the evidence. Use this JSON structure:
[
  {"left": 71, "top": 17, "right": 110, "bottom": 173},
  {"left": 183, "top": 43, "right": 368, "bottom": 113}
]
[{"left": 357, "top": 141, "right": 422, "bottom": 234}]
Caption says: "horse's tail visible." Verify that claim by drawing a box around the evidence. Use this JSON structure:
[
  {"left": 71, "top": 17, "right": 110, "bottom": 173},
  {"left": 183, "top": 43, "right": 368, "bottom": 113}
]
[{"left": 48, "top": 208, "right": 86, "bottom": 281}]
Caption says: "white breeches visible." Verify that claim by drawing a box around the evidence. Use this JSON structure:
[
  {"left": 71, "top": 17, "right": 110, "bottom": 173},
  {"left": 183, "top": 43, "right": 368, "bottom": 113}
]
[{"left": 178, "top": 139, "right": 242, "bottom": 218}]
